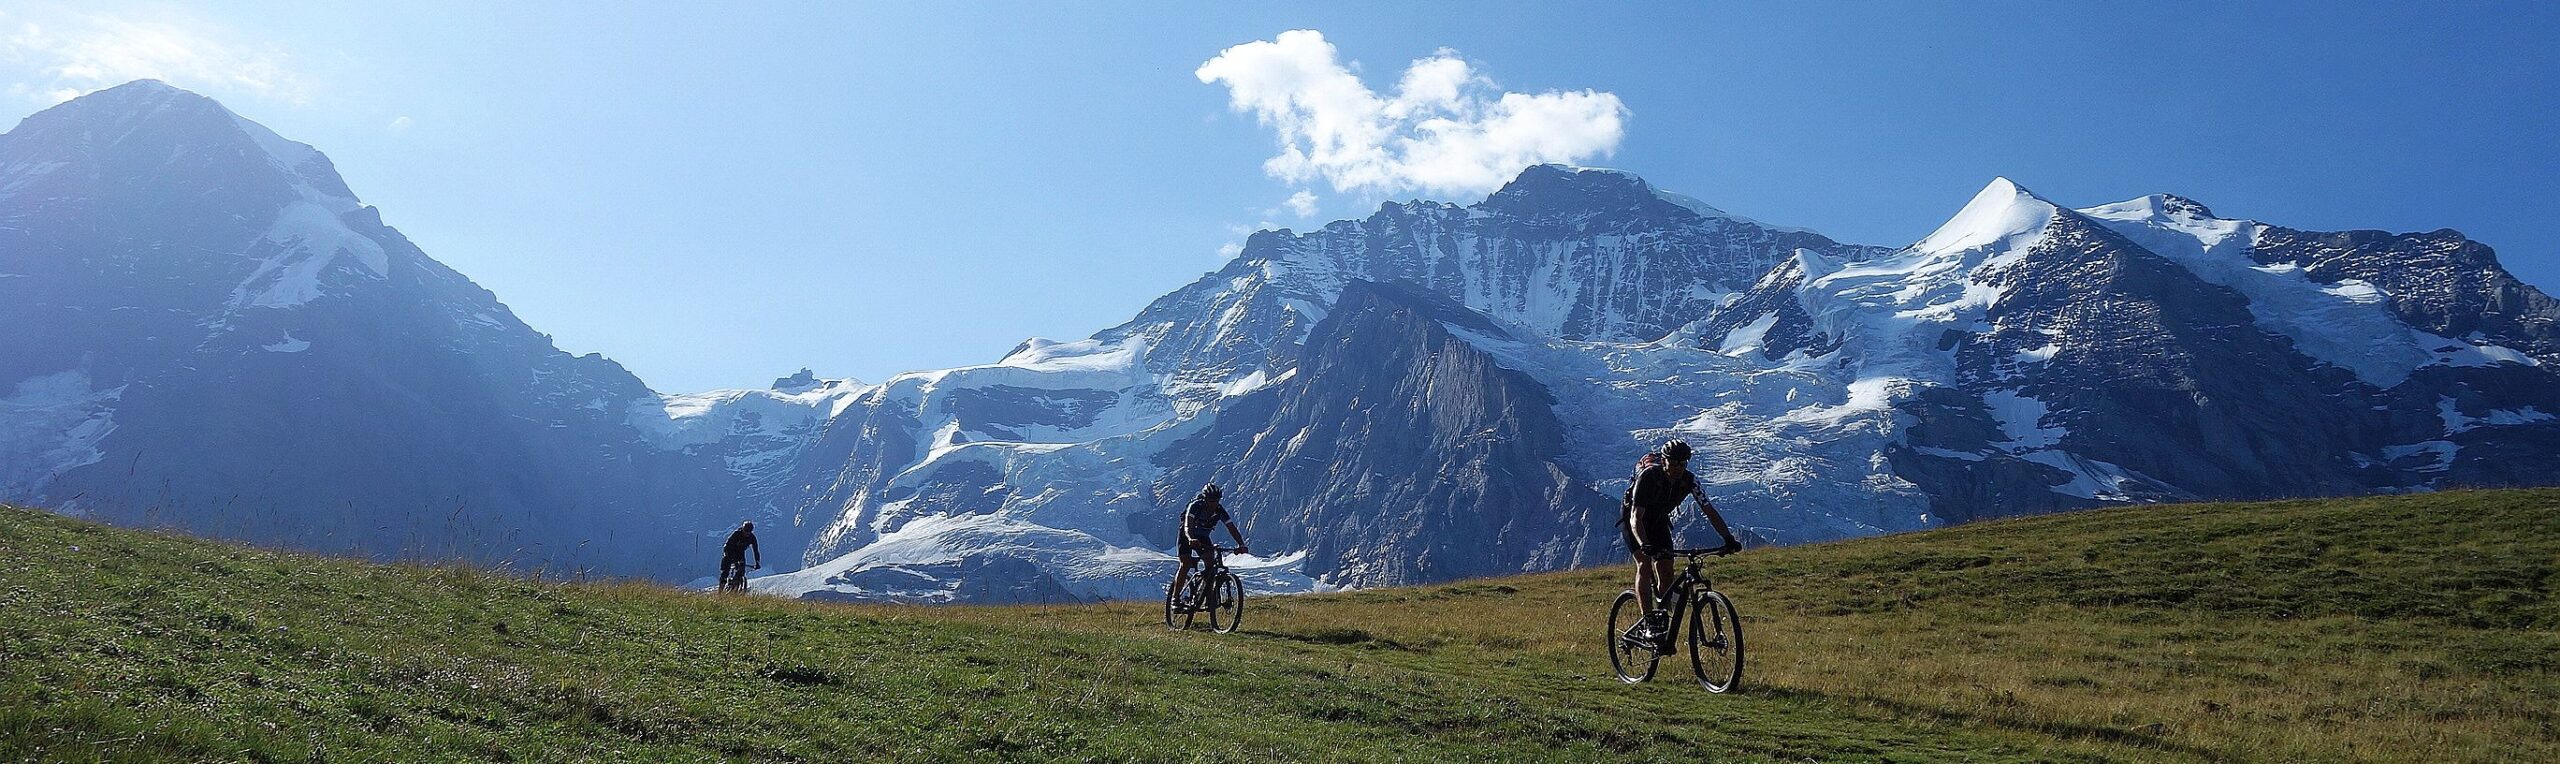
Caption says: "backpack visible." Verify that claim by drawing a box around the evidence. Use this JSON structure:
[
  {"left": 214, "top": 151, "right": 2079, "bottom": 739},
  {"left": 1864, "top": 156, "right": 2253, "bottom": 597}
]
[{"left": 1615, "top": 449, "right": 1665, "bottom": 525}]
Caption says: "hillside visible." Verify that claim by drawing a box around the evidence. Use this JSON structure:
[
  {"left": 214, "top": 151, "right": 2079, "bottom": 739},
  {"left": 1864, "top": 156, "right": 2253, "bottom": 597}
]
[{"left": 3, "top": 489, "right": 2553, "bottom": 763}]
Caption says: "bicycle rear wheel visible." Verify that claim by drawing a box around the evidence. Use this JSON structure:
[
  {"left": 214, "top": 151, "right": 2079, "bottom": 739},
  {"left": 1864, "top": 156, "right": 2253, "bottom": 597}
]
[
  {"left": 1688, "top": 589, "right": 1744, "bottom": 692},
  {"left": 1207, "top": 573, "right": 1244, "bottom": 633},
  {"left": 1606, "top": 590, "right": 1660, "bottom": 683}
]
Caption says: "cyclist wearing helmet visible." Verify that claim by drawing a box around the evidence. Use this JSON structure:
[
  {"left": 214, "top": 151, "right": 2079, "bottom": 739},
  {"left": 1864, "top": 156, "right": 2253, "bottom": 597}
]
[
  {"left": 1170, "top": 483, "right": 1249, "bottom": 601},
  {"left": 1625, "top": 439, "right": 1743, "bottom": 646},
  {"left": 719, "top": 520, "right": 761, "bottom": 593}
]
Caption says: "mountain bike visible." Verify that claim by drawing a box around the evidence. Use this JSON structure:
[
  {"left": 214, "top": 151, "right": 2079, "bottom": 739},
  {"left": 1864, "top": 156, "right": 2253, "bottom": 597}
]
[
  {"left": 1164, "top": 545, "right": 1245, "bottom": 633},
  {"left": 718, "top": 561, "right": 758, "bottom": 594},
  {"left": 1607, "top": 547, "right": 1743, "bottom": 691}
]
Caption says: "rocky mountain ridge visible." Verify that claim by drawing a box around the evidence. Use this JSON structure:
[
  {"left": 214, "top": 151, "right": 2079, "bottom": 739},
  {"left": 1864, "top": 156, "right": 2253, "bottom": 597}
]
[{"left": 6, "top": 82, "right": 2554, "bottom": 600}]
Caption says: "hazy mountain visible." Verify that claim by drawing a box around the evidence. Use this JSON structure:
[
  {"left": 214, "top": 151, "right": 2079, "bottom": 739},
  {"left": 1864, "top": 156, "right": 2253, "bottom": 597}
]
[{"left": 0, "top": 81, "right": 808, "bottom": 579}]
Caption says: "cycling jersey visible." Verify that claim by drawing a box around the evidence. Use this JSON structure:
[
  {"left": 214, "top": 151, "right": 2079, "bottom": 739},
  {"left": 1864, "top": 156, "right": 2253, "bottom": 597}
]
[{"left": 1183, "top": 497, "right": 1230, "bottom": 540}]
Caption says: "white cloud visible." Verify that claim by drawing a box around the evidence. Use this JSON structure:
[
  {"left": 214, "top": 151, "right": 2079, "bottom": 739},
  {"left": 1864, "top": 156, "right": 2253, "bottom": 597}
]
[
  {"left": 1, "top": 9, "right": 307, "bottom": 106},
  {"left": 1214, "top": 242, "right": 1243, "bottom": 260},
  {"left": 1282, "top": 189, "right": 1318, "bottom": 217},
  {"left": 1197, "top": 30, "right": 1627, "bottom": 198},
  {"left": 387, "top": 115, "right": 412, "bottom": 132}
]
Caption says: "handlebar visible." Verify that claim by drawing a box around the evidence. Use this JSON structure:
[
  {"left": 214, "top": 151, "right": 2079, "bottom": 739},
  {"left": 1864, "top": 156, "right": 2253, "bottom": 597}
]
[{"left": 1672, "top": 547, "right": 1736, "bottom": 558}]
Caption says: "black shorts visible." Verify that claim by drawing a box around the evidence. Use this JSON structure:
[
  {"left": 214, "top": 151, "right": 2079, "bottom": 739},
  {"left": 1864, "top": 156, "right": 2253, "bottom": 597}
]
[
  {"left": 1178, "top": 532, "right": 1214, "bottom": 563},
  {"left": 1622, "top": 507, "right": 1673, "bottom": 561}
]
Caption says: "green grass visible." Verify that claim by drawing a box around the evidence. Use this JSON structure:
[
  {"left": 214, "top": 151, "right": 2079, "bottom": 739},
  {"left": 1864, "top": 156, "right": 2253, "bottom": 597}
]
[{"left": 4, "top": 489, "right": 2554, "bottom": 762}]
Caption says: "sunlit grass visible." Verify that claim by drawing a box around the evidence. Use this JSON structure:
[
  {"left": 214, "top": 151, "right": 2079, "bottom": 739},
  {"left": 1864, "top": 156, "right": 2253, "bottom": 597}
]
[{"left": 4, "top": 489, "right": 2552, "bottom": 762}]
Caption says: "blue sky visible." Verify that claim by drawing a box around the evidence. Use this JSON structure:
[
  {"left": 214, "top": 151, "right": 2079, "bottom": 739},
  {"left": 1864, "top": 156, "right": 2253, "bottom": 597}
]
[{"left": 4, "top": 2, "right": 2552, "bottom": 391}]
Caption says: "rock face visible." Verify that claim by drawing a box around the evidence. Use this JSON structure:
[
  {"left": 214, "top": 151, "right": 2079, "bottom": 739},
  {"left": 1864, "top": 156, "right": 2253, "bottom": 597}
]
[
  {"left": 1092, "top": 165, "right": 1889, "bottom": 409},
  {"left": 0, "top": 81, "right": 813, "bottom": 579},
  {"left": 1153, "top": 281, "right": 1608, "bottom": 587},
  {"left": 766, "top": 173, "right": 2554, "bottom": 602},
  {"left": 756, "top": 166, "right": 1889, "bottom": 600},
  {"left": 9, "top": 83, "right": 2556, "bottom": 601},
  {"left": 1700, "top": 181, "right": 2560, "bottom": 525}
]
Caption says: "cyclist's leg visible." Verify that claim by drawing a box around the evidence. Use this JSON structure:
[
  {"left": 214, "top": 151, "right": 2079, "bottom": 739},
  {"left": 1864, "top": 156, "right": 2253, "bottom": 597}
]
[
  {"left": 1623, "top": 515, "right": 1656, "bottom": 611},
  {"left": 1628, "top": 509, "right": 1675, "bottom": 612},
  {"left": 1172, "top": 539, "right": 1200, "bottom": 599},
  {"left": 1632, "top": 552, "right": 1658, "bottom": 612}
]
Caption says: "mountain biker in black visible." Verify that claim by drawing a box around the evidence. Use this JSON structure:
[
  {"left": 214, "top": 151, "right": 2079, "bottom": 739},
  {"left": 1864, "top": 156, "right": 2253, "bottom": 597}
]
[
  {"left": 1170, "top": 483, "right": 1248, "bottom": 601},
  {"left": 1625, "top": 439, "right": 1742, "bottom": 647},
  {"left": 719, "top": 521, "right": 761, "bottom": 592}
]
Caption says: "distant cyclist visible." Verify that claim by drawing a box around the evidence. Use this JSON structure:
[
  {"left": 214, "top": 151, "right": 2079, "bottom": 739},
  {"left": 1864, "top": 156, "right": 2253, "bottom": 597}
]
[
  {"left": 719, "top": 521, "right": 761, "bottom": 593},
  {"left": 1170, "top": 484, "right": 1249, "bottom": 600},
  {"left": 1623, "top": 439, "right": 1742, "bottom": 648}
]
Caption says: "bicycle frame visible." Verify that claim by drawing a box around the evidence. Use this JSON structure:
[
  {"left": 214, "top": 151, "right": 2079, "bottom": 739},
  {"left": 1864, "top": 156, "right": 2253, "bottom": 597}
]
[
  {"left": 1178, "top": 545, "right": 1241, "bottom": 607},
  {"left": 1652, "top": 560, "right": 1712, "bottom": 644}
]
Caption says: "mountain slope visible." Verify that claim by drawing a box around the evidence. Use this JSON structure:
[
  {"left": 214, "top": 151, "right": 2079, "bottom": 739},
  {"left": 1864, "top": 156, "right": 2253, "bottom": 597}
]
[
  {"left": 9, "top": 82, "right": 2557, "bottom": 604},
  {"left": 757, "top": 171, "right": 2560, "bottom": 600},
  {"left": 759, "top": 164, "right": 1887, "bottom": 597},
  {"left": 1154, "top": 280, "right": 1611, "bottom": 586},
  {"left": 1696, "top": 179, "right": 2560, "bottom": 524},
  {"left": 6, "top": 489, "right": 2553, "bottom": 762},
  {"left": 0, "top": 81, "right": 762, "bottom": 579}
]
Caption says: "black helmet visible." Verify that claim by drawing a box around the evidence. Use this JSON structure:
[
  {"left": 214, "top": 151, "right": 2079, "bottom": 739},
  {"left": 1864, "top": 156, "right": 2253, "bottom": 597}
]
[
  {"left": 1202, "top": 483, "right": 1223, "bottom": 499},
  {"left": 1661, "top": 439, "right": 1693, "bottom": 461},
  {"left": 740, "top": 521, "right": 754, "bottom": 530}
]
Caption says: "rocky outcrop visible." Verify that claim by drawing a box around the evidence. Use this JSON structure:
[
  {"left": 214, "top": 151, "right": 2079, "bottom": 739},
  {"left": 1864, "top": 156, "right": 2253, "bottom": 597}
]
[
  {"left": 1095, "top": 165, "right": 1888, "bottom": 408},
  {"left": 1154, "top": 281, "right": 1608, "bottom": 587}
]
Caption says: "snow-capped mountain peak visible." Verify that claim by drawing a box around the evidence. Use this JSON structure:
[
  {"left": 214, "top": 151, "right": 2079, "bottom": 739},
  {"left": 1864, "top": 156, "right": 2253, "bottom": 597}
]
[
  {"left": 2077, "top": 192, "right": 2222, "bottom": 224},
  {"left": 1911, "top": 177, "right": 2060, "bottom": 256},
  {"left": 15, "top": 82, "right": 2556, "bottom": 607}
]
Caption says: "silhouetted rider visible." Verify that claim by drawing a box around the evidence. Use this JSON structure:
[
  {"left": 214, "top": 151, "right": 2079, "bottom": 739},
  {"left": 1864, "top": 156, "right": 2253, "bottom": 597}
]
[
  {"left": 1170, "top": 483, "right": 1248, "bottom": 600},
  {"left": 719, "top": 521, "right": 761, "bottom": 593}
]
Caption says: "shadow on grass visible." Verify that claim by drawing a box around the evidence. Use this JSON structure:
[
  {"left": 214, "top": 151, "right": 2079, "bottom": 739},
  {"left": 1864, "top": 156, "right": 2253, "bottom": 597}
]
[
  {"left": 1747, "top": 684, "right": 2217, "bottom": 758},
  {"left": 1238, "top": 627, "right": 1424, "bottom": 651}
]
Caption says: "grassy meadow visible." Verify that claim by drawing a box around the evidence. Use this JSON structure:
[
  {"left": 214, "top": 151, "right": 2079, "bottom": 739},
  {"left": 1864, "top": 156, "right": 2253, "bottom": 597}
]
[{"left": 3, "top": 489, "right": 2553, "bottom": 762}]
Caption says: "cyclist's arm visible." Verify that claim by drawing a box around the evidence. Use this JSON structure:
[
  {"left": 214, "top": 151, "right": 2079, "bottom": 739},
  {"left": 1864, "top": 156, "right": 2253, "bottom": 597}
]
[
  {"left": 750, "top": 538, "right": 762, "bottom": 568},
  {"left": 1690, "top": 491, "right": 1742, "bottom": 549},
  {"left": 1223, "top": 519, "right": 1247, "bottom": 552}
]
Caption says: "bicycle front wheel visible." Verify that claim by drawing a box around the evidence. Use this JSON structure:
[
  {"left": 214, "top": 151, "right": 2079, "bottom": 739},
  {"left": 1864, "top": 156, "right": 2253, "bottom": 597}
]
[
  {"left": 1606, "top": 590, "right": 1660, "bottom": 683},
  {"left": 1208, "top": 573, "right": 1244, "bottom": 633},
  {"left": 1688, "top": 589, "right": 1744, "bottom": 692}
]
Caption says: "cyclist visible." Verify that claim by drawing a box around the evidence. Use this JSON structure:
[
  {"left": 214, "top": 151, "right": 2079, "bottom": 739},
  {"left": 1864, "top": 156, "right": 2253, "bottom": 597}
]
[
  {"left": 719, "top": 521, "right": 761, "bottom": 593},
  {"left": 1169, "top": 483, "right": 1249, "bottom": 605},
  {"left": 1624, "top": 439, "right": 1742, "bottom": 650}
]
